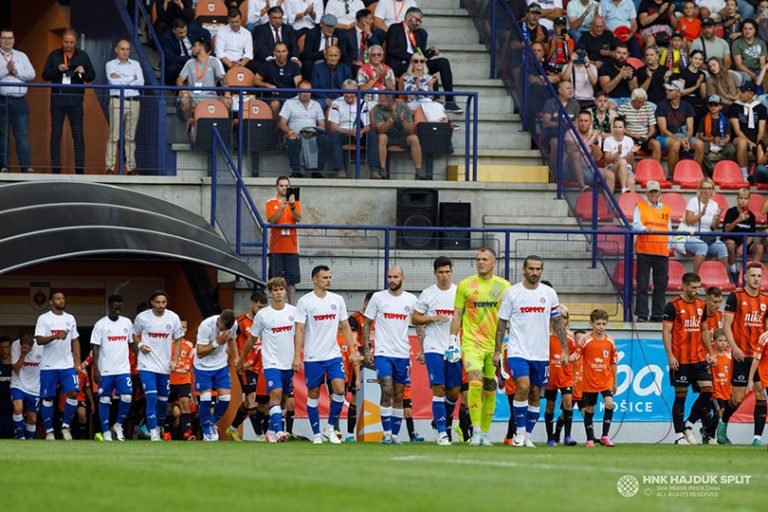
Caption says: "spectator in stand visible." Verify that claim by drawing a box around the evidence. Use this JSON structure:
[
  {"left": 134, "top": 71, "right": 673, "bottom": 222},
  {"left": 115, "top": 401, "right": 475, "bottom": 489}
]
[
  {"left": 254, "top": 7, "right": 300, "bottom": 65},
  {"left": 600, "top": 0, "right": 639, "bottom": 55},
  {"left": 635, "top": 45, "right": 670, "bottom": 106},
  {"left": 547, "top": 17, "right": 575, "bottom": 74},
  {"left": 673, "top": 177, "right": 728, "bottom": 274},
  {"left": 0, "top": 29, "right": 35, "bottom": 174},
  {"left": 620, "top": 88, "right": 662, "bottom": 160},
  {"left": 598, "top": 42, "right": 635, "bottom": 108},
  {"left": 532, "top": 0, "right": 567, "bottom": 33},
  {"left": 591, "top": 90, "right": 616, "bottom": 135},
  {"left": 633, "top": 180, "right": 672, "bottom": 322},
  {"left": 541, "top": 80, "right": 581, "bottom": 164},
  {"left": 729, "top": 81, "right": 767, "bottom": 181},
  {"left": 385, "top": 7, "right": 462, "bottom": 113},
  {"left": 339, "top": 9, "right": 386, "bottom": 72},
  {"left": 266, "top": 176, "right": 302, "bottom": 305},
  {"left": 356, "top": 44, "right": 395, "bottom": 104},
  {"left": 42, "top": 28, "right": 95, "bottom": 175},
  {"left": 105, "top": 39, "right": 144, "bottom": 175},
  {"left": 696, "top": 0, "right": 726, "bottom": 19},
  {"left": 722, "top": 0, "right": 744, "bottom": 42},
  {"left": 370, "top": 92, "right": 424, "bottom": 179},
  {"left": 278, "top": 80, "right": 329, "bottom": 178},
  {"left": 638, "top": 0, "right": 677, "bottom": 47},
  {"left": 565, "top": 110, "right": 611, "bottom": 190},
  {"left": 691, "top": 18, "right": 732, "bottom": 69},
  {"left": 754, "top": 139, "right": 768, "bottom": 184},
  {"left": 560, "top": 48, "right": 598, "bottom": 107},
  {"left": 284, "top": 0, "right": 324, "bottom": 39},
  {"left": 311, "top": 45, "right": 353, "bottom": 109},
  {"left": 656, "top": 80, "right": 700, "bottom": 172},
  {"left": 521, "top": 3, "right": 550, "bottom": 51},
  {"left": 325, "top": 0, "right": 366, "bottom": 29},
  {"left": 245, "top": 0, "right": 276, "bottom": 33},
  {"left": 602, "top": 116, "right": 638, "bottom": 193},
  {"left": 723, "top": 188, "right": 762, "bottom": 283},
  {"left": 154, "top": 0, "right": 194, "bottom": 35},
  {"left": 253, "top": 42, "right": 303, "bottom": 116},
  {"left": 731, "top": 19, "right": 767, "bottom": 87},
  {"left": 697, "top": 95, "right": 735, "bottom": 176},
  {"left": 673, "top": 49, "right": 707, "bottom": 125},
  {"left": 300, "top": 13, "right": 341, "bottom": 79},
  {"left": 401, "top": 50, "right": 437, "bottom": 111},
  {"left": 567, "top": 0, "right": 602, "bottom": 44},
  {"left": 328, "top": 80, "right": 371, "bottom": 178},
  {"left": 706, "top": 57, "right": 738, "bottom": 105},
  {"left": 576, "top": 16, "right": 617, "bottom": 69},
  {"left": 176, "top": 38, "right": 229, "bottom": 130},
  {"left": 215, "top": 8, "right": 256, "bottom": 72},
  {"left": 660, "top": 32, "right": 688, "bottom": 73},
  {"left": 374, "top": 0, "right": 418, "bottom": 31},
  {"left": 678, "top": 0, "right": 703, "bottom": 43},
  {"left": 160, "top": 18, "right": 211, "bottom": 86}
]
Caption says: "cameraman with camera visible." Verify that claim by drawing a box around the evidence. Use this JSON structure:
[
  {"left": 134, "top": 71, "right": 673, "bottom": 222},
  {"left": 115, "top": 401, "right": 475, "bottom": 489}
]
[
  {"left": 266, "top": 176, "right": 303, "bottom": 305},
  {"left": 42, "top": 29, "right": 95, "bottom": 175}
]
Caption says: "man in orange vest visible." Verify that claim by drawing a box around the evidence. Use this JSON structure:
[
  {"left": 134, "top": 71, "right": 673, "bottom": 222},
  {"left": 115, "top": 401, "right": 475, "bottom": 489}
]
[{"left": 633, "top": 180, "right": 672, "bottom": 322}]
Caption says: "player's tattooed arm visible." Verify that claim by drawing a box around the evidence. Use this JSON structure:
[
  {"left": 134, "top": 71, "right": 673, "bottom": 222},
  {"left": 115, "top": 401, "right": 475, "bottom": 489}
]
[
  {"left": 553, "top": 315, "right": 569, "bottom": 358},
  {"left": 415, "top": 325, "right": 426, "bottom": 364},
  {"left": 362, "top": 318, "right": 373, "bottom": 365}
]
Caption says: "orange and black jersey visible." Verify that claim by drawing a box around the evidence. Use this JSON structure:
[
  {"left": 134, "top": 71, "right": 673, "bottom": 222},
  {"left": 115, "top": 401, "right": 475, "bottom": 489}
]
[
  {"left": 663, "top": 295, "right": 708, "bottom": 364},
  {"left": 724, "top": 289, "right": 768, "bottom": 357},
  {"left": 700, "top": 309, "right": 723, "bottom": 360}
]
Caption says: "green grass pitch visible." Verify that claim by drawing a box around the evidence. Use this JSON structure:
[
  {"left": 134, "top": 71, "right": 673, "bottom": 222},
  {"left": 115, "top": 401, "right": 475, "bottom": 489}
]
[{"left": 2, "top": 441, "right": 765, "bottom": 512}]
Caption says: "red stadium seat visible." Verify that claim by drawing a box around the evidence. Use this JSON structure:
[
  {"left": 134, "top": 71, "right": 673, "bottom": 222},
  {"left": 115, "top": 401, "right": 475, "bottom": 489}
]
[
  {"left": 626, "top": 57, "right": 644, "bottom": 70},
  {"left": 636, "top": 159, "right": 672, "bottom": 188},
  {"left": 699, "top": 261, "right": 735, "bottom": 292},
  {"left": 713, "top": 160, "right": 750, "bottom": 190},
  {"left": 662, "top": 191, "right": 687, "bottom": 223},
  {"left": 597, "top": 225, "right": 626, "bottom": 256},
  {"left": 673, "top": 160, "right": 704, "bottom": 189},
  {"left": 666, "top": 260, "right": 686, "bottom": 291},
  {"left": 749, "top": 193, "right": 766, "bottom": 223},
  {"left": 225, "top": 66, "right": 254, "bottom": 88},
  {"left": 575, "top": 191, "right": 612, "bottom": 222},
  {"left": 618, "top": 191, "right": 641, "bottom": 222},
  {"left": 712, "top": 193, "right": 729, "bottom": 221}
]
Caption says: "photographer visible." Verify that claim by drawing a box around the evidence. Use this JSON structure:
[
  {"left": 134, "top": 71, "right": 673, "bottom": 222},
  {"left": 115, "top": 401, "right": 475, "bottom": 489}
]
[
  {"left": 42, "top": 29, "right": 95, "bottom": 175},
  {"left": 560, "top": 47, "right": 598, "bottom": 107},
  {"left": 547, "top": 17, "right": 575, "bottom": 73},
  {"left": 266, "top": 176, "right": 303, "bottom": 305}
]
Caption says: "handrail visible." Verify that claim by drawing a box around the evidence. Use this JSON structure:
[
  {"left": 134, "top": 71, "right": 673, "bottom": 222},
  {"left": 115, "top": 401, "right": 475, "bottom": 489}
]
[{"left": 133, "top": 1, "right": 165, "bottom": 84}]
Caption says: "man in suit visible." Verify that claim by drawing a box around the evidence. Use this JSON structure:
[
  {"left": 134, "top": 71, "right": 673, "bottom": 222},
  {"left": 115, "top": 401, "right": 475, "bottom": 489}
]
[
  {"left": 338, "top": 8, "right": 385, "bottom": 72},
  {"left": 160, "top": 18, "right": 211, "bottom": 86},
  {"left": 253, "top": 6, "right": 300, "bottom": 65},
  {"left": 300, "top": 13, "right": 340, "bottom": 80},
  {"left": 385, "top": 7, "right": 462, "bottom": 113},
  {"left": 311, "top": 45, "right": 353, "bottom": 109}
]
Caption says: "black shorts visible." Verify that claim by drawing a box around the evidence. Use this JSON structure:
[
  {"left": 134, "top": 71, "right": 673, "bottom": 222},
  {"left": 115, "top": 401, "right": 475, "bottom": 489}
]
[
  {"left": 544, "top": 388, "right": 573, "bottom": 401},
  {"left": 268, "top": 253, "right": 301, "bottom": 285},
  {"left": 255, "top": 394, "right": 269, "bottom": 405},
  {"left": 582, "top": 390, "right": 612, "bottom": 407},
  {"left": 460, "top": 382, "right": 469, "bottom": 392},
  {"left": 670, "top": 362, "right": 712, "bottom": 388},
  {"left": 169, "top": 383, "right": 192, "bottom": 402},
  {"left": 403, "top": 398, "right": 412, "bottom": 409},
  {"left": 240, "top": 370, "right": 259, "bottom": 394},
  {"left": 732, "top": 358, "right": 760, "bottom": 386}
]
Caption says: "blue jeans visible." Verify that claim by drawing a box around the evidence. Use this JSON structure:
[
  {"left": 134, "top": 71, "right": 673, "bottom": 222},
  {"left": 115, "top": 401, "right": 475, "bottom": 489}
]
[
  {"left": 0, "top": 95, "right": 31, "bottom": 169},
  {"left": 329, "top": 131, "right": 379, "bottom": 173}
]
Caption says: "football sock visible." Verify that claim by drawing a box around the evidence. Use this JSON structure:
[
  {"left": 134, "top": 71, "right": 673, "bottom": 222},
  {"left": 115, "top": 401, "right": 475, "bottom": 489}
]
[
  {"left": 63, "top": 397, "right": 78, "bottom": 429},
  {"left": 722, "top": 400, "right": 736, "bottom": 424},
  {"left": 672, "top": 394, "right": 687, "bottom": 433},
  {"left": 286, "top": 409, "right": 295, "bottom": 434},
  {"left": 198, "top": 395, "right": 212, "bottom": 434},
  {"left": 459, "top": 406, "right": 472, "bottom": 440},
  {"left": 117, "top": 394, "right": 131, "bottom": 427},
  {"left": 544, "top": 411, "right": 555, "bottom": 441},
  {"left": 563, "top": 409, "right": 574, "bottom": 438},
  {"left": 432, "top": 396, "right": 447, "bottom": 434},
  {"left": 213, "top": 395, "right": 230, "bottom": 424},
  {"left": 480, "top": 390, "right": 496, "bottom": 433},
  {"left": 13, "top": 414, "right": 24, "bottom": 439},
  {"left": 99, "top": 396, "right": 112, "bottom": 433},
  {"left": 25, "top": 423, "right": 36, "bottom": 439},
  {"left": 307, "top": 397, "right": 320, "bottom": 435},
  {"left": 145, "top": 391, "right": 158, "bottom": 431},
  {"left": 445, "top": 398, "right": 456, "bottom": 432},
  {"left": 268, "top": 404, "right": 282, "bottom": 434},
  {"left": 157, "top": 395, "right": 169, "bottom": 428},
  {"left": 231, "top": 405, "right": 248, "bottom": 429},
  {"left": 584, "top": 411, "right": 594, "bottom": 441},
  {"left": 406, "top": 416, "right": 415, "bottom": 438},
  {"left": 262, "top": 409, "right": 270, "bottom": 433},
  {"left": 42, "top": 399, "right": 54, "bottom": 432},
  {"left": 329, "top": 393, "right": 345, "bottom": 430},
  {"left": 467, "top": 381, "right": 483, "bottom": 428},
  {"left": 347, "top": 403, "right": 357, "bottom": 434},
  {"left": 505, "top": 395, "right": 516, "bottom": 438},
  {"left": 392, "top": 408, "right": 404, "bottom": 436},
  {"left": 181, "top": 413, "right": 192, "bottom": 434},
  {"left": 526, "top": 405, "right": 540, "bottom": 435},
  {"left": 754, "top": 400, "right": 767, "bottom": 437},
  {"left": 513, "top": 400, "right": 528, "bottom": 434},
  {"left": 250, "top": 409, "right": 265, "bottom": 435},
  {"left": 380, "top": 406, "right": 392, "bottom": 434},
  {"left": 602, "top": 407, "right": 614, "bottom": 437},
  {"left": 554, "top": 413, "right": 564, "bottom": 440},
  {"left": 686, "top": 389, "right": 712, "bottom": 426}
]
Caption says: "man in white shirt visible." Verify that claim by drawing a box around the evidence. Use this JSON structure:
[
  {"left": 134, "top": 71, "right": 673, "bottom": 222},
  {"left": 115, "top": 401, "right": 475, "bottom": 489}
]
[
  {"left": 325, "top": 0, "right": 366, "bottom": 28},
  {"left": 363, "top": 266, "right": 418, "bottom": 444},
  {"left": 293, "top": 265, "right": 360, "bottom": 444},
  {"left": 278, "top": 80, "right": 329, "bottom": 177},
  {"left": 10, "top": 333, "right": 41, "bottom": 439},
  {"left": 412, "top": 256, "right": 459, "bottom": 446},
  {"left": 0, "top": 29, "right": 35, "bottom": 173},
  {"left": 91, "top": 294, "right": 134, "bottom": 441},
  {"left": 328, "top": 79, "right": 371, "bottom": 178},
  {"left": 374, "top": 0, "right": 418, "bottom": 31},
  {"left": 237, "top": 277, "right": 298, "bottom": 443},
  {"left": 132, "top": 290, "right": 185, "bottom": 441},
  {"left": 194, "top": 309, "right": 238, "bottom": 441},
  {"left": 215, "top": 7, "right": 255, "bottom": 72},
  {"left": 285, "top": 0, "right": 324, "bottom": 37},
  {"left": 495, "top": 256, "right": 569, "bottom": 448},
  {"left": 34, "top": 291, "right": 81, "bottom": 441},
  {"left": 105, "top": 39, "right": 144, "bottom": 175}
]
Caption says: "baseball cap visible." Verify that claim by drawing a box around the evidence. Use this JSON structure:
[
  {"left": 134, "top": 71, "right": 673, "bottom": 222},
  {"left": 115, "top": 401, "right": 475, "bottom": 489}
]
[
  {"left": 320, "top": 13, "right": 337, "bottom": 26},
  {"left": 664, "top": 80, "right": 683, "bottom": 92},
  {"left": 702, "top": 17, "right": 716, "bottom": 27},
  {"left": 647, "top": 180, "right": 661, "bottom": 192},
  {"left": 554, "top": 16, "right": 567, "bottom": 25},
  {"left": 707, "top": 95, "right": 722, "bottom": 104},
  {"left": 740, "top": 81, "right": 757, "bottom": 93},
  {"left": 671, "top": 32, "right": 684, "bottom": 39},
  {"left": 528, "top": 3, "right": 542, "bottom": 13}
]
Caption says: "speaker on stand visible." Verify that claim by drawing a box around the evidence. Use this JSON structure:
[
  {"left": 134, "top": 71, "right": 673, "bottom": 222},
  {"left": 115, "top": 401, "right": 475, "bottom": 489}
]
[
  {"left": 439, "top": 202, "right": 471, "bottom": 250},
  {"left": 396, "top": 189, "right": 439, "bottom": 250}
]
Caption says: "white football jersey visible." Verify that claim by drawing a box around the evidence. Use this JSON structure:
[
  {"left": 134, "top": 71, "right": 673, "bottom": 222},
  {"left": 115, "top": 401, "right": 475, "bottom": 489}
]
[
  {"left": 252, "top": 304, "right": 298, "bottom": 370},
  {"left": 11, "top": 339, "right": 42, "bottom": 395},
  {"left": 132, "top": 309, "right": 184, "bottom": 375},
  {"left": 296, "top": 291, "right": 349, "bottom": 362},
  {"left": 34, "top": 311, "right": 79, "bottom": 370},
  {"left": 364, "top": 290, "right": 417, "bottom": 358},
  {"left": 90, "top": 316, "right": 134, "bottom": 376},
  {"left": 498, "top": 283, "right": 560, "bottom": 361},
  {"left": 414, "top": 284, "right": 457, "bottom": 354},
  {"left": 194, "top": 314, "right": 238, "bottom": 371}
]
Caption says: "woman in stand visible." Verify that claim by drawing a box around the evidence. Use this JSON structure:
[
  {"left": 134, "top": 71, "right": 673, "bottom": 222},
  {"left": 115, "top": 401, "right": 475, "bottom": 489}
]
[{"left": 673, "top": 177, "right": 729, "bottom": 273}]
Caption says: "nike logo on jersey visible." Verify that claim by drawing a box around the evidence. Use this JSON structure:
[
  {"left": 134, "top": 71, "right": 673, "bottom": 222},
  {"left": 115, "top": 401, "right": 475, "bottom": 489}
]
[
  {"left": 383, "top": 313, "right": 408, "bottom": 320},
  {"left": 313, "top": 314, "right": 337, "bottom": 321}
]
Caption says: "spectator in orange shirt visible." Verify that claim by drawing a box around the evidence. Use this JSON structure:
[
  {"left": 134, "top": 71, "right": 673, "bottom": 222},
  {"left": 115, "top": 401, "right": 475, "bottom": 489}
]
[
  {"left": 575, "top": 309, "right": 617, "bottom": 447},
  {"left": 678, "top": 1, "right": 702, "bottom": 43},
  {"left": 266, "top": 176, "right": 302, "bottom": 305}
]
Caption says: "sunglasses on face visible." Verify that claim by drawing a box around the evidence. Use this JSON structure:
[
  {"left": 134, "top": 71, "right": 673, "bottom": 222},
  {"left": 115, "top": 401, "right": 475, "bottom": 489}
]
[{"left": 413, "top": 59, "right": 425, "bottom": 63}]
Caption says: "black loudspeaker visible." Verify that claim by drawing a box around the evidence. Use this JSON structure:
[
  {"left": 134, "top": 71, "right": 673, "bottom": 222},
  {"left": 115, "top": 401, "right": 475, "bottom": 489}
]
[
  {"left": 439, "top": 202, "right": 471, "bottom": 250},
  {"left": 396, "top": 189, "right": 438, "bottom": 250}
]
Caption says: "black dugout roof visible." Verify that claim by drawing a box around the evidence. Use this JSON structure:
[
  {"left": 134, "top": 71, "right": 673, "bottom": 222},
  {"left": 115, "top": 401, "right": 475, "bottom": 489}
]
[{"left": 0, "top": 181, "right": 259, "bottom": 282}]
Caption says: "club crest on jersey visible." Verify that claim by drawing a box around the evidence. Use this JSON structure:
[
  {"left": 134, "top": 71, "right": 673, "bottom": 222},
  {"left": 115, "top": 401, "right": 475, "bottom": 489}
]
[
  {"left": 165, "top": 324, "right": 171, "bottom": 330},
  {"left": 491, "top": 289, "right": 500, "bottom": 297},
  {"left": 697, "top": 309, "right": 702, "bottom": 316},
  {"left": 405, "top": 306, "right": 411, "bottom": 312},
  {"left": 289, "top": 316, "right": 294, "bottom": 321},
  {"left": 762, "top": 304, "right": 766, "bottom": 311},
  {"left": 603, "top": 349, "right": 609, "bottom": 358},
  {"left": 331, "top": 304, "right": 337, "bottom": 310},
  {"left": 540, "top": 297, "right": 546, "bottom": 304}
]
